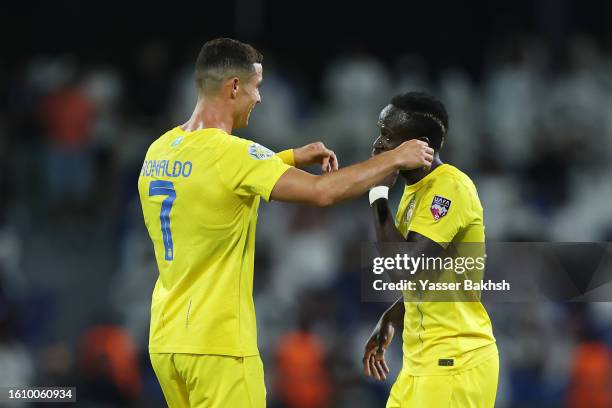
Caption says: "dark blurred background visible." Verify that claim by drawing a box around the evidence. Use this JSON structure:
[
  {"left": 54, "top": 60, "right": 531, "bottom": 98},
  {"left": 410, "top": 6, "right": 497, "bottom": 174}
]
[{"left": 1, "top": 0, "right": 612, "bottom": 407}]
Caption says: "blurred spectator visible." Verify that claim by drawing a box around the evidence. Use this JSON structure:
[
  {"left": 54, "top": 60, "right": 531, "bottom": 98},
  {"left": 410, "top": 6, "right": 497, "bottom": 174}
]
[
  {"left": 483, "top": 35, "right": 547, "bottom": 169},
  {"left": 40, "top": 71, "right": 95, "bottom": 211},
  {"left": 0, "top": 277, "right": 33, "bottom": 396},
  {"left": 316, "top": 54, "right": 392, "bottom": 162},
  {"left": 566, "top": 342, "right": 612, "bottom": 408},
  {"left": 78, "top": 325, "right": 142, "bottom": 404},
  {"left": 126, "top": 42, "right": 171, "bottom": 122},
  {"left": 274, "top": 297, "right": 332, "bottom": 408},
  {"left": 268, "top": 206, "right": 340, "bottom": 307},
  {"left": 41, "top": 341, "right": 74, "bottom": 387}
]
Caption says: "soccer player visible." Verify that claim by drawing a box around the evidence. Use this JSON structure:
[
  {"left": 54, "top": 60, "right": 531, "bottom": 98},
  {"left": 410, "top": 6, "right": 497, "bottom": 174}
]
[
  {"left": 362, "top": 92, "right": 498, "bottom": 407},
  {"left": 138, "top": 38, "right": 433, "bottom": 408}
]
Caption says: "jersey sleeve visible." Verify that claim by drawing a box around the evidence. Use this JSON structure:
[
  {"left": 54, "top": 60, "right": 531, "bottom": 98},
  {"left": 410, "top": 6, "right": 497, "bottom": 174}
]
[
  {"left": 216, "top": 136, "right": 291, "bottom": 201},
  {"left": 408, "top": 177, "right": 471, "bottom": 245}
]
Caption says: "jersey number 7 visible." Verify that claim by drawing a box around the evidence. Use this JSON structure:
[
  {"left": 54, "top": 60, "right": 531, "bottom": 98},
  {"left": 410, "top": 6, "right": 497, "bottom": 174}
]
[{"left": 149, "top": 180, "right": 176, "bottom": 261}]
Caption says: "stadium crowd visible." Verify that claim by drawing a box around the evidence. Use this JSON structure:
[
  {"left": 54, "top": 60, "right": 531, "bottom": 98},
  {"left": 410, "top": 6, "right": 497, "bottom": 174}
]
[{"left": 1, "top": 33, "right": 612, "bottom": 407}]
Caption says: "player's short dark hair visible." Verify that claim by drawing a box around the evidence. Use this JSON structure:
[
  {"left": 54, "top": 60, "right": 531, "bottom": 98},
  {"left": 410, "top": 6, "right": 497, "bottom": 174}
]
[
  {"left": 390, "top": 92, "right": 449, "bottom": 150},
  {"left": 195, "top": 38, "right": 263, "bottom": 95}
]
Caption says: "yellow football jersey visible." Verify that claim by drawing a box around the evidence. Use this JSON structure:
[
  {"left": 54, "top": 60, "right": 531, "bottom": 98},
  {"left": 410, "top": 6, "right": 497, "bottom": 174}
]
[
  {"left": 395, "top": 164, "right": 496, "bottom": 375},
  {"left": 138, "top": 126, "right": 291, "bottom": 356}
]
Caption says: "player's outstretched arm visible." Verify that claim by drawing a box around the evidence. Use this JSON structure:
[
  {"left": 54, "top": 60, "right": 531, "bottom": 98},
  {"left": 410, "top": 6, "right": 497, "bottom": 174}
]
[
  {"left": 270, "top": 140, "right": 433, "bottom": 207},
  {"left": 363, "top": 297, "right": 405, "bottom": 381}
]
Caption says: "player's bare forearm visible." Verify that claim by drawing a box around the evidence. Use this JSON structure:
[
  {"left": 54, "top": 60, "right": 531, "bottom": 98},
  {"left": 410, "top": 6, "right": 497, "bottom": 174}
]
[
  {"left": 270, "top": 154, "right": 395, "bottom": 206},
  {"left": 270, "top": 140, "right": 433, "bottom": 206},
  {"left": 380, "top": 297, "right": 405, "bottom": 329},
  {"left": 372, "top": 199, "right": 406, "bottom": 242},
  {"left": 270, "top": 151, "right": 397, "bottom": 206},
  {"left": 364, "top": 296, "right": 403, "bottom": 380},
  {"left": 312, "top": 150, "right": 402, "bottom": 205}
]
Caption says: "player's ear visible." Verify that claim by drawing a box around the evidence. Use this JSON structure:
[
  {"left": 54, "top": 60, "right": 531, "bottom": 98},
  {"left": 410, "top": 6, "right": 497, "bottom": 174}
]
[{"left": 230, "top": 77, "right": 240, "bottom": 99}]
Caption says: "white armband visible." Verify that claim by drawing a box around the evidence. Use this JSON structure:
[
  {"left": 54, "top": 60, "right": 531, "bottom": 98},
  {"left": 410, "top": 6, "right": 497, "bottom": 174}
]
[{"left": 369, "top": 186, "right": 389, "bottom": 206}]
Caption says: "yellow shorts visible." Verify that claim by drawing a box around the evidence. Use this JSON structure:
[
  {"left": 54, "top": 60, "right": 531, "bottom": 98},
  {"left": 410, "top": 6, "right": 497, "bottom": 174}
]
[
  {"left": 150, "top": 353, "right": 266, "bottom": 408},
  {"left": 386, "top": 352, "right": 499, "bottom": 408}
]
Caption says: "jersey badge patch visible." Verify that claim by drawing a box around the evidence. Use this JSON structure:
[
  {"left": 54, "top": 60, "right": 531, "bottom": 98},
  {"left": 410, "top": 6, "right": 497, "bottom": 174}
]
[
  {"left": 171, "top": 136, "right": 184, "bottom": 147},
  {"left": 404, "top": 197, "right": 416, "bottom": 225},
  {"left": 248, "top": 143, "right": 274, "bottom": 160},
  {"left": 431, "top": 195, "right": 451, "bottom": 221}
]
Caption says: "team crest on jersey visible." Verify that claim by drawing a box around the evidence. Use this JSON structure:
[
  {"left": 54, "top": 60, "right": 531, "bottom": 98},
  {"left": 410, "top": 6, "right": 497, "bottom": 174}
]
[
  {"left": 404, "top": 197, "right": 416, "bottom": 225},
  {"left": 171, "top": 136, "right": 184, "bottom": 147},
  {"left": 248, "top": 143, "right": 274, "bottom": 160},
  {"left": 431, "top": 195, "right": 451, "bottom": 221}
]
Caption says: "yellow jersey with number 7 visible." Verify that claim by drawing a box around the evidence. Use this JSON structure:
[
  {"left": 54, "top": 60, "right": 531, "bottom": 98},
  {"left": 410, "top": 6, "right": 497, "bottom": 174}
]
[{"left": 138, "top": 127, "right": 291, "bottom": 356}]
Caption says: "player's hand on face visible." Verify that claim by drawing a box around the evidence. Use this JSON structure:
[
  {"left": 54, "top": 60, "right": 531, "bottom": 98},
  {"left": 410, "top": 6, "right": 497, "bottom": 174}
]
[
  {"left": 363, "top": 320, "right": 395, "bottom": 381},
  {"left": 394, "top": 139, "right": 434, "bottom": 170},
  {"left": 294, "top": 142, "right": 339, "bottom": 173}
]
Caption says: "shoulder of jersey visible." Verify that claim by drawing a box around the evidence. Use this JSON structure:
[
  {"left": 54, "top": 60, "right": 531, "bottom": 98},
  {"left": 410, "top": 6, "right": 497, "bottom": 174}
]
[
  {"left": 148, "top": 128, "right": 180, "bottom": 151},
  {"left": 433, "top": 165, "right": 478, "bottom": 193},
  {"left": 164, "top": 128, "right": 230, "bottom": 150}
]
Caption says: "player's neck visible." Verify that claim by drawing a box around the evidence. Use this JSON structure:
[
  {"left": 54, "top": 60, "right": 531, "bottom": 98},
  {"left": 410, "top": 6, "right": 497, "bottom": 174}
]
[
  {"left": 401, "top": 154, "right": 443, "bottom": 185},
  {"left": 181, "top": 97, "right": 235, "bottom": 134}
]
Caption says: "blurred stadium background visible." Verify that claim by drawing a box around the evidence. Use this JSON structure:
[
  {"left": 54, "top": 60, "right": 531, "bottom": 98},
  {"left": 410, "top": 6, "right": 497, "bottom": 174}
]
[{"left": 2, "top": 1, "right": 612, "bottom": 407}]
